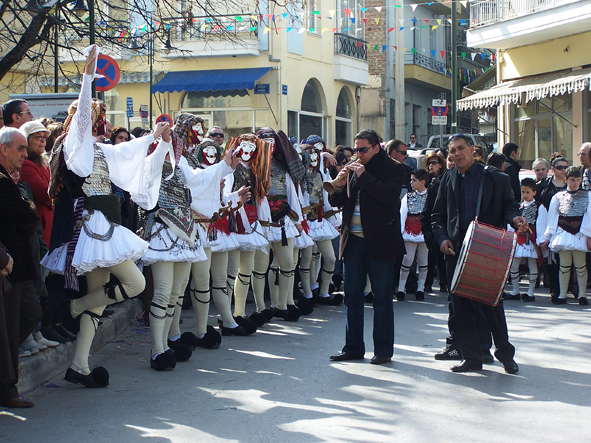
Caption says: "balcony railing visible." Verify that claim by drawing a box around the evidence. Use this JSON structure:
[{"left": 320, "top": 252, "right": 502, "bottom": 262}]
[
  {"left": 169, "top": 17, "right": 259, "bottom": 43},
  {"left": 471, "top": 0, "right": 576, "bottom": 27},
  {"left": 400, "top": 52, "right": 449, "bottom": 76},
  {"left": 334, "top": 33, "right": 367, "bottom": 61}
]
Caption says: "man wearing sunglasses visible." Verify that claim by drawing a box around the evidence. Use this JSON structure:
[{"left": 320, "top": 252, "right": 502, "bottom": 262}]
[
  {"left": 328, "top": 129, "right": 404, "bottom": 365},
  {"left": 432, "top": 134, "right": 525, "bottom": 374},
  {"left": 2, "top": 100, "right": 34, "bottom": 129},
  {"left": 205, "top": 126, "right": 225, "bottom": 146}
]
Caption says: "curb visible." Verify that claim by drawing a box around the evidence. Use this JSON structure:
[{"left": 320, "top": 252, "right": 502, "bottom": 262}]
[{"left": 17, "top": 298, "right": 142, "bottom": 394}]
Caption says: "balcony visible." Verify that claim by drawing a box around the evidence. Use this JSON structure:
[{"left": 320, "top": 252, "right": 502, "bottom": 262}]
[
  {"left": 395, "top": 52, "right": 451, "bottom": 91},
  {"left": 467, "top": 0, "right": 591, "bottom": 49},
  {"left": 162, "top": 16, "right": 261, "bottom": 58},
  {"left": 333, "top": 33, "right": 369, "bottom": 86},
  {"left": 334, "top": 33, "right": 367, "bottom": 61}
]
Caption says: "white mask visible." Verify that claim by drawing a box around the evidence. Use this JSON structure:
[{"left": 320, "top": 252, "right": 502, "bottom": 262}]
[
  {"left": 264, "top": 137, "right": 276, "bottom": 154},
  {"left": 202, "top": 146, "right": 218, "bottom": 165},
  {"left": 193, "top": 122, "right": 204, "bottom": 135},
  {"left": 239, "top": 140, "right": 256, "bottom": 162},
  {"left": 310, "top": 152, "right": 319, "bottom": 168},
  {"left": 314, "top": 142, "right": 324, "bottom": 152}
]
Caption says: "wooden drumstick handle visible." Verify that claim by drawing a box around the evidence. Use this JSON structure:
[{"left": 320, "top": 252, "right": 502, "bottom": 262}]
[{"left": 447, "top": 247, "right": 456, "bottom": 256}]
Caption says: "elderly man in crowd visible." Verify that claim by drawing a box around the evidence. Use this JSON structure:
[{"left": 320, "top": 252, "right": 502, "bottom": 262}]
[{"left": 0, "top": 127, "right": 43, "bottom": 408}]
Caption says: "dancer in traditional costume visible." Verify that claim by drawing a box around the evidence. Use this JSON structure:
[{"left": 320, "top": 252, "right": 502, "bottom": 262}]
[
  {"left": 43, "top": 46, "right": 172, "bottom": 387},
  {"left": 223, "top": 134, "right": 270, "bottom": 329},
  {"left": 256, "top": 128, "right": 306, "bottom": 321}
]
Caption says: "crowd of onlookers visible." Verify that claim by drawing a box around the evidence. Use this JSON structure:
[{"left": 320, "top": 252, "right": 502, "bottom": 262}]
[{"left": 2, "top": 95, "right": 589, "bottom": 406}]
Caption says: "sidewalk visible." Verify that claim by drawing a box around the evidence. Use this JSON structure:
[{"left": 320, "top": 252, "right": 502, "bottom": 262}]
[{"left": 17, "top": 298, "right": 142, "bottom": 393}]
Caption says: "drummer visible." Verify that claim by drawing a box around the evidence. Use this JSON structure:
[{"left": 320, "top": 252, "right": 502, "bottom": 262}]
[{"left": 431, "top": 134, "right": 526, "bottom": 374}]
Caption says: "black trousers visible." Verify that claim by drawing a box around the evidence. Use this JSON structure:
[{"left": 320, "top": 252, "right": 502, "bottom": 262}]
[
  {"left": 0, "top": 280, "right": 42, "bottom": 402},
  {"left": 446, "top": 257, "right": 514, "bottom": 364}
]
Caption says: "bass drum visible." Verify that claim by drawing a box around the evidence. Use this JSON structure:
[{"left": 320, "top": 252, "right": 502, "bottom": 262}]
[{"left": 450, "top": 221, "right": 516, "bottom": 306}]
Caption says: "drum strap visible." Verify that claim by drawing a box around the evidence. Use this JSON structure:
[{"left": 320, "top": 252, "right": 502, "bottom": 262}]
[{"left": 474, "top": 166, "right": 489, "bottom": 222}]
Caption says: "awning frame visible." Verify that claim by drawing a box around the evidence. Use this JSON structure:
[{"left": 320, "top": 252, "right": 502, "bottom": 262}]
[{"left": 457, "top": 67, "right": 591, "bottom": 111}]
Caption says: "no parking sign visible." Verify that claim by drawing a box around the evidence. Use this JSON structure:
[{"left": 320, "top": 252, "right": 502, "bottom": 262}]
[
  {"left": 156, "top": 114, "right": 173, "bottom": 125},
  {"left": 95, "top": 55, "right": 120, "bottom": 92}
]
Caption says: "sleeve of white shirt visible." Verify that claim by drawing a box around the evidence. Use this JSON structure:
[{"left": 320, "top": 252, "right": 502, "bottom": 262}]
[
  {"left": 63, "top": 74, "right": 95, "bottom": 177},
  {"left": 536, "top": 204, "right": 548, "bottom": 244},
  {"left": 400, "top": 194, "right": 408, "bottom": 235},
  {"left": 544, "top": 195, "right": 559, "bottom": 239}
]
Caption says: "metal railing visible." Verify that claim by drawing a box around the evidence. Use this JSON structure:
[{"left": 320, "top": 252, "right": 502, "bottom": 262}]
[
  {"left": 402, "top": 52, "right": 449, "bottom": 75},
  {"left": 171, "top": 17, "right": 259, "bottom": 42},
  {"left": 334, "top": 33, "right": 368, "bottom": 61},
  {"left": 471, "top": 0, "right": 576, "bottom": 27}
]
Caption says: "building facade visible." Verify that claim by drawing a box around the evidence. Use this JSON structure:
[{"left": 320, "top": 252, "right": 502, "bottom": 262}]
[{"left": 459, "top": 0, "right": 591, "bottom": 167}]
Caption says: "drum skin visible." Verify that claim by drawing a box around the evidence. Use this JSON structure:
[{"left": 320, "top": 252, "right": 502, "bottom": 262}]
[{"left": 450, "top": 221, "right": 516, "bottom": 306}]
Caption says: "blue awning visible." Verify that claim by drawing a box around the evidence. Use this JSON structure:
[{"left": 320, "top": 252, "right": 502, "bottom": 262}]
[{"left": 153, "top": 67, "right": 272, "bottom": 94}]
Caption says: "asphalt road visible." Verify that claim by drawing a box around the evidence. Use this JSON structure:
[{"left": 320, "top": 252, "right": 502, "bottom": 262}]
[{"left": 2, "top": 288, "right": 591, "bottom": 443}]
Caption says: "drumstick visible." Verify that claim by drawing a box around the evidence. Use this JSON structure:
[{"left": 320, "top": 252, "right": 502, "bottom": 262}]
[{"left": 447, "top": 247, "right": 456, "bottom": 256}]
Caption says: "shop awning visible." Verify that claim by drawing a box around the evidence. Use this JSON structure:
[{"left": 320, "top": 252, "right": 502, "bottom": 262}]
[
  {"left": 457, "top": 67, "right": 591, "bottom": 111},
  {"left": 153, "top": 67, "right": 272, "bottom": 94}
]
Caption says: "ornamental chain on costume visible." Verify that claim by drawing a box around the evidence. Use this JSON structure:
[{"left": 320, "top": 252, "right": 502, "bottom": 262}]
[
  {"left": 407, "top": 191, "right": 427, "bottom": 215},
  {"left": 557, "top": 190, "right": 589, "bottom": 217},
  {"left": 81, "top": 144, "right": 112, "bottom": 197}
]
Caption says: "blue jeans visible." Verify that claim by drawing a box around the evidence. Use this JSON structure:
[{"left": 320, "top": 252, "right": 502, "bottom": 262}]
[{"left": 342, "top": 234, "right": 395, "bottom": 357}]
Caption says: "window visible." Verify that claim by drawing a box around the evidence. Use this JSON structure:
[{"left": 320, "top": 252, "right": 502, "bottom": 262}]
[
  {"left": 300, "top": 80, "right": 325, "bottom": 140},
  {"left": 513, "top": 94, "right": 574, "bottom": 166},
  {"left": 307, "top": 0, "right": 319, "bottom": 34},
  {"left": 338, "top": 0, "right": 365, "bottom": 39},
  {"left": 335, "top": 88, "right": 353, "bottom": 146}
]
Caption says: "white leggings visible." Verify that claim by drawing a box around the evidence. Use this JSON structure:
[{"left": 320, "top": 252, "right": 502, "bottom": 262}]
[
  {"left": 71, "top": 260, "right": 145, "bottom": 374},
  {"left": 186, "top": 249, "right": 236, "bottom": 337},
  {"left": 558, "top": 250, "right": 587, "bottom": 299},
  {"left": 299, "top": 240, "right": 336, "bottom": 296},
  {"left": 509, "top": 257, "right": 538, "bottom": 297},
  {"left": 149, "top": 262, "right": 192, "bottom": 356},
  {"left": 398, "top": 241, "right": 428, "bottom": 293},
  {"left": 268, "top": 239, "right": 295, "bottom": 310}
]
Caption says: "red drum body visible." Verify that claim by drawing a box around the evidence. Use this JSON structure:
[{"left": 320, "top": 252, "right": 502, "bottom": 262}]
[{"left": 450, "top": 221, "right": 516, "bottom": 306}]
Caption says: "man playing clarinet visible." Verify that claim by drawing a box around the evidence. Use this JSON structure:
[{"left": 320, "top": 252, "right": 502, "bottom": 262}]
[{"left": 432, "top": 134, "right": 526, "bottom": 374}]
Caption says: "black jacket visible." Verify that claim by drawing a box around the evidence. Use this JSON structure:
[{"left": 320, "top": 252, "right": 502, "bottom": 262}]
[
  {"left": 432, "top": 163, "right": 520, "bottom": 254},
  {"left": 329, "top": 148, "right": 405, "bottom": 261},
  {"left": 0, "top": 164, "right": 39, "bottom": 283},
  {"left": 504, "top": 156, "right": 521, "bottom": 201}
]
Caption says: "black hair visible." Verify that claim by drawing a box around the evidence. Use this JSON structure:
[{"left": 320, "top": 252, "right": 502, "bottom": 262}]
[
  {"left": 447, "top": 133, "right": 472, "bottom": 146},
  {"left": 565, "top": 166, "right": 582, "bottom": 179},
  {"left": 502, "top": 142, "right": 519, "bottom": 157},
  {"left": 385, "top": 139, "right": 407, "bottom": 156},
  {"left": 355, "top": 129, "right": 382, "bottom": 148},
  {"left": 2, "top": 99, "right": 27, "bottom": 126},
  {"left": 411, "top": 168, "right": 429, "bottom": 183},
  {"left": 487, "top": 152, "right": 505, "bottom": 170},
  {"left": 520, "top": 177, "right": 537, "bottom": 191}
]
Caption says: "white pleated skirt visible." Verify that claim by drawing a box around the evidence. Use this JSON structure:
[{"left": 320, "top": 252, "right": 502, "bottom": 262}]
[
  {"left": 141, "top": 222, "right": 207, "bottom": 265},
  {"left": 549, "top": 228, "right": 589, "bottom": 253},
  {"left": 42, "top": 210, "right": 148, "bottom": 275},
  {"left": 307, "top": 219, "right": 339, "bottom": 242},
  {"left": 211, "top": 232, "right": 241, "bottom": 253}
]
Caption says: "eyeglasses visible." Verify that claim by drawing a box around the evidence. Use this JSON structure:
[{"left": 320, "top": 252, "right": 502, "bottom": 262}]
[
  {"left": 448, "top": 133, "right": 466, "bottom": 141},
  {"left": 428, "top": 161, "right": 440, "bottom": 166},
  {"left": 18, "top": 110, "right": 33, "bottom": 116},
  {"left": 33, "top": 134, "right": 48, "bottom": 141},
  {"left": 354, "top": 147, "right": 370, "bottom": 154},
  {"left": 396, "top": 149, "right": 408, "bottom": 156},
  {"left": 578, "top": 152, "right": 588, "bottom": 157},
  {"left": 554, "top": 165, "right": 568, "bottom": 171},
  {"left": 210, "top": 133, "right": 224, "bottom": 138}
]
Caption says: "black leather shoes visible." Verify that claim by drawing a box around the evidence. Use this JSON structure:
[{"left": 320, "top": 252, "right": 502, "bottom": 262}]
[
  {"left": 481, "top": 351, "right": 494, "bottom": 364},
  {"left": 330, "top": 352, "right": 364, "bottom": 361},
  {"left": 434, "top": 345, "right": 462, "bottom": 360},
  {"left": 370, "top": 355, "right": 392, "bottom": 365},
  {"left": 503, "top": 360, "right": 519, "bottom": 374},
  {"left": 451, "top": 359, "right": 482, "bottom": 373}
]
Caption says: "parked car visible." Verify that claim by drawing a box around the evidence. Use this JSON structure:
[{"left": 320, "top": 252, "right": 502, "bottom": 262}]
[{"left": 425, "top": 134, "right": 491, "bottom": 154}]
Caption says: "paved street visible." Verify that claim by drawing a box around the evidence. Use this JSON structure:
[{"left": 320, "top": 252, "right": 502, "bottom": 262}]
[{"left": 2, "top": 287, "right": 591, "bottom": 443}]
